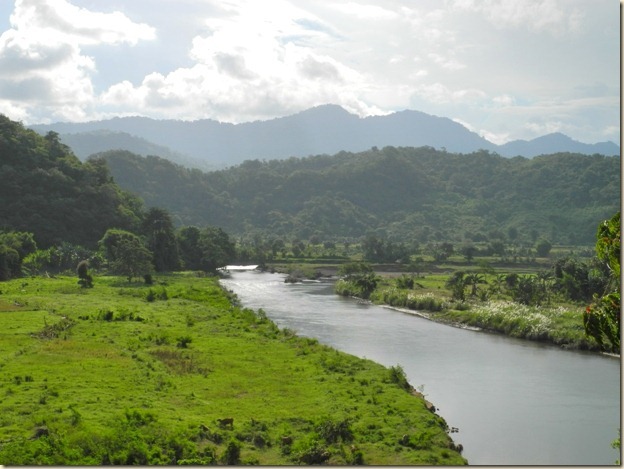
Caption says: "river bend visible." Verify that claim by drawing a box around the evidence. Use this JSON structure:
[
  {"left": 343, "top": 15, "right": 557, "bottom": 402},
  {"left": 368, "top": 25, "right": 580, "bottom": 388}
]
[{"left": 220, "top": 270, "right": 621, "bottom": 465}]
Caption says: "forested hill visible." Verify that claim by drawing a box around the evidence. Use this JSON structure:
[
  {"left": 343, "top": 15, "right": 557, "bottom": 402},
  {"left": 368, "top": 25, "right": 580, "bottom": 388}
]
[
  {"left": 97, "top": 147, "right": 620, "bottom": 246},
  {"left": 0, "top": 116, "right": 144, "bottom": 248}
]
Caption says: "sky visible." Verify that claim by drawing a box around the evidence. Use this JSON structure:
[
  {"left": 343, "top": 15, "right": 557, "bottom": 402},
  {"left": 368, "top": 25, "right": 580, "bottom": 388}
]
[{"left": 0, "top": 0, "right": 619, "bottom": 144}]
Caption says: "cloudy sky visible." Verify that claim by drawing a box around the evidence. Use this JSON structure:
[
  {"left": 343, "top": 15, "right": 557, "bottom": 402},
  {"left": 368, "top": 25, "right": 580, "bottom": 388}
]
[{"left": 0, "top": 0, "right": 619, "bottom": 144}]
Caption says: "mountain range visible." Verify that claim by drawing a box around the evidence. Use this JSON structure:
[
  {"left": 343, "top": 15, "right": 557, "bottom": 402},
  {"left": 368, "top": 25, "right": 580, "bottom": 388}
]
[{"left": 30, "top": 104, "right": 620, "bottom": 168}]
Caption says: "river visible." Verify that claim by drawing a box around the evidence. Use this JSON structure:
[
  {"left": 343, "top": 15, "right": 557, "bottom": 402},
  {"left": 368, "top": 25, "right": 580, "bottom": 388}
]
[{"left": 220, "top": 269, "right": 621, "bottom": 465}]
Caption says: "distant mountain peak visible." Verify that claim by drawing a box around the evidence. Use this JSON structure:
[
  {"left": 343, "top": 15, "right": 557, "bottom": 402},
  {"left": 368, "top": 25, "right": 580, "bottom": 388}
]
[
  {"left": 533, "top": 132, "right": 573, "bottom": 142},
  {"left": 28, "top": 105, "right": 620, "bottom": 166},
  {"left": 292, "top": 104, "right": 356, "bottom": 118}
]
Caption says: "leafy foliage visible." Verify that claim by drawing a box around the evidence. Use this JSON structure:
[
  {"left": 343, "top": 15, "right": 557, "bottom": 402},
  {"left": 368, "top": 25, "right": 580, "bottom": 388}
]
[
  {"left": 584, "top": 212, "right": 620, "bottom": 353},
  {"left": 141, "top": 208, "right": 179, "bottom": 272},
  {"left": 336, "top": 262, "right": 380, "bottom": 300},
  {"left": 100, "top": 229, "right": 154, "bottom": 282},
  {"left": 100, "top": 147, "right": 619, "bottom": 245},
  {"left": 0, "top": 231, "right": 37, "bottom": 280},
  {"left": 0, "top": 116, "right": 144, "bottom": 248},
  {"left": 172, "top": 226, "right": 236, "bottom": 273}
]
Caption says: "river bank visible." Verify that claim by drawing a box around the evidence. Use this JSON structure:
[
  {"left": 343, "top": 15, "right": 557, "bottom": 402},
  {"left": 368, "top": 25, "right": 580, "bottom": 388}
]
[
  {"left": 341, "top": 282, "right": 603, "bottom": 352},
  {"left": 0, "top": 273, "right": 466, "bottom": 465},
  {"left": 221, "top": 269, "right": 621, "bottom": 465},
  {"left": 266, "top": 263, "right": 606, "bottom": 353}
]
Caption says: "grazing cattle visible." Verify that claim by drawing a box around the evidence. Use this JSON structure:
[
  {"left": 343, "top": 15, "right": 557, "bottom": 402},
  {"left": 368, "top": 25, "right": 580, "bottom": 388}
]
[{"left": 217, "top": 417, "right": 234, "bottom": 428}]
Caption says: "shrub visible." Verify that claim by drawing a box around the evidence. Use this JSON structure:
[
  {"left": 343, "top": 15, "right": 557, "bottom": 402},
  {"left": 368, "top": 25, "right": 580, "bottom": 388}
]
[
  {"left": 292, "top": 439, "right": 330, "bottom": 465},
  {"left": 317, "top": 417, "right": 353, "bottom": 444},
  {"left": 176, "top": 336, "right": 192, "bottom": 348},
  {"left": 76, "top": 260, "right": 93, "bottom": 288},
  {"left": 221, "top": 438, "right": 241, "bottom": 465},
  {"left": 388, "top": 365, "right": 411, "bottom": 391},
  {"left": 396, "top": 274, "right": 415, "bottom": 289}
]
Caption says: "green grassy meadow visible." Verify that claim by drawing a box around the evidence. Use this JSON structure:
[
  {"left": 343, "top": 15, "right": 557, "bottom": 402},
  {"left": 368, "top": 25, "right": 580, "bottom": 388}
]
[{"left": 0, "top": 274, "right": 466, "bottom": 465}]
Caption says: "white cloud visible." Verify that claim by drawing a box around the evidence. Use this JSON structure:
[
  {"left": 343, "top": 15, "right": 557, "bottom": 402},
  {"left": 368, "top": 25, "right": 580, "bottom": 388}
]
[
  {"left": 328, "top": 2, "right": 399, "bottom": 20},
  {"left": 413, "top": 83, "right": 486, "bottom": 105},
  {"left": 96, "top": 0, "right": 382, "bottom": 122},
  {"left": 452, "top": 0, "right": 584, "bottom": 36},
  {"left": 0, "top": 0, "right": 155, "bottom": 121},
  {"left": 10, "top": 0, "right": 155, "bottom": 46},
  {"left": 427, "top": 53, "right": 465, "bottom": 71},
  {"left": 0, "top": 0, "right": 617, "bottom": 144},
  {"left": 492, "top": 94, "right": 516, "bottom": 107}
]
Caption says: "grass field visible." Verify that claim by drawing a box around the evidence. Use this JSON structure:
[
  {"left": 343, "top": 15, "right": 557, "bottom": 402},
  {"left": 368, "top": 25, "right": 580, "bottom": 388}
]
[{"left": 0, "top": 273, "right": 466, "bottom": 465}]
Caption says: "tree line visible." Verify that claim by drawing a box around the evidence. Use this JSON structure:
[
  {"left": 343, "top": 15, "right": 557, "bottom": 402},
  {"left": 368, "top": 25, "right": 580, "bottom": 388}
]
[
  {"left": 99, "top": 145, "right": 619, "bottom": 246},
  {"left": 0, "top": 115, "right": 235, "bottom": 282}
]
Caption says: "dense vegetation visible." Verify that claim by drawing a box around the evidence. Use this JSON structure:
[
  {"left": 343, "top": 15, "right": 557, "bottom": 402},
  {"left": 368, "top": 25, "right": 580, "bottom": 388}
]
[
  {"left": 0, "top": 113, "right": 469, "bottom": 466},
  {"left": 332, "top": 211, "right": 620, "bottom": 354},
  {"left": 98, "top": 146, "right": 619, "bottom": 246},
  {"left": 0, "top": 112, "right": 619, "bottom": 463},
  {"left": 0, "top": 116, "right": 144, "bottom": 249},
  {"left": 0, "top": 274, "right": 465, "bottom": 465},
  {"left": 0, "top": 116, "right": 236, "bottom": 284}
]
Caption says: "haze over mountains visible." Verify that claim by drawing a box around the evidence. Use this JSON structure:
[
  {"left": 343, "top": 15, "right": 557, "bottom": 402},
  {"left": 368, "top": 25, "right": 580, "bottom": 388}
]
[{"left": 30, "top": 105, "right": 620, "bottom": 168}]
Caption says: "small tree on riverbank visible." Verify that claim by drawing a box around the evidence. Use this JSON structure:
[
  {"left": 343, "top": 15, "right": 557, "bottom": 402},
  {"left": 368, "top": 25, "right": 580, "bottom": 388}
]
[{"left": 584, "top": 212, "right": 620, "bottom": 353}]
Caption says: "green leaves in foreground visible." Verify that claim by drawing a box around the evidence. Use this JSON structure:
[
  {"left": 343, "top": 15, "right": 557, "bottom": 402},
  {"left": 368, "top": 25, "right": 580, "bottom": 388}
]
[{"left": 584, "top": 212, "right": 620, "bottom": 353}]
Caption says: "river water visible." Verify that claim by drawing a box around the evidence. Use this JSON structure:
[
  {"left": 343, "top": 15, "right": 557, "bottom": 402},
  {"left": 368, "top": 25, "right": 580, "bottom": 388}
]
[{"left": 220, "top": 269, "right": 621, "bottom": 465}]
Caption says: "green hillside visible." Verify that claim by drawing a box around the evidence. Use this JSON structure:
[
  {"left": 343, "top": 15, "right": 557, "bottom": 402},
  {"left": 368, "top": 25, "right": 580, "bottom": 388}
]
[
  {"left": 98, "top": 146, "right": 620, "bottom": 246},
  {"left": 0, "top": 116, "right": 143, "bottom": 248}
]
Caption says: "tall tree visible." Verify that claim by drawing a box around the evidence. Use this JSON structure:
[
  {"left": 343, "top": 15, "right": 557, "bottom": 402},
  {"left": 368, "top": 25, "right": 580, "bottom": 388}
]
[
  {"left": 142, "top": 208, "right": 179, "bottom": 272},
  {"left": 176, "top": 226, "right": 203, "bottom": 270},
  {"left": 99, "top": 229, "right": 141, "bottom": 263},
  {"left": 197, "top": 227, "right": 236, "bottom": 273},
  {"left": 109, "top": 235, "right": 154, "bottom": 282}
]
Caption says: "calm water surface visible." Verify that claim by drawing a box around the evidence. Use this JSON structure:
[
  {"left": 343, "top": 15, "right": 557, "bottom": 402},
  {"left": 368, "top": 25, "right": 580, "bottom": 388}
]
[{"left": 220, "top": 270, "right": 621, "bottom": 465}]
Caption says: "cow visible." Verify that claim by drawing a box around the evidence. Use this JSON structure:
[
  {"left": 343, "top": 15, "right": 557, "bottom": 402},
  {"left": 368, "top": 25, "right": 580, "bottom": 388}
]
[{"left": 217, "top": 417, "right": 234, "bottom": 428}]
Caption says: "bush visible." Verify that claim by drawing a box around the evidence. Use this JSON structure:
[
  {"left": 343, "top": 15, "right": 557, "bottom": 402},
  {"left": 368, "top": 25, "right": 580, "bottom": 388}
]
[
  {"left": 176, "top": 336, "right": 192, "bottom": 348},
  {"left": 396, "top": 274, "right": 415, "bottom": 289},
  {"left": 292, "top": 440, "right": 330, "bottom": 465},
  {"left": 317, "top": 417, "right": 353, "bottom": 444},
  {"left": 76, "top": 260, "right": 93, "bottom": 288},
  {"left": 388, "top": 364, "right": 411, "bottom": 391},
  {"left": 221, "top": 438, "right": 241, "bottom": 465}
]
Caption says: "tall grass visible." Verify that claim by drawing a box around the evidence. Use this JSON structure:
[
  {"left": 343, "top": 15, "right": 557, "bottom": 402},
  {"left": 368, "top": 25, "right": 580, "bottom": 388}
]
[
  {"left": 440, "top": 301, "right": 599, "bottom": 350},
  {"left": 371, "top": 288, "right": 445, "bottom": 312}
]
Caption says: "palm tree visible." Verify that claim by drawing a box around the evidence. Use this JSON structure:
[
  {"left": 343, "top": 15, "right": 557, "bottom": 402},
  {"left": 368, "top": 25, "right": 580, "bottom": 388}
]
[
  {"left": 445, "top": 271, "right": 467, "bottom": 301},
  {"left": 536, "top": 270, "right": 553, "bottom": 304},
  {"left": 465, "top": 273, "right": 487, "bottom": 297},
  {"left": 489, "top": 273, "right": 506, "bottom": 298}
]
